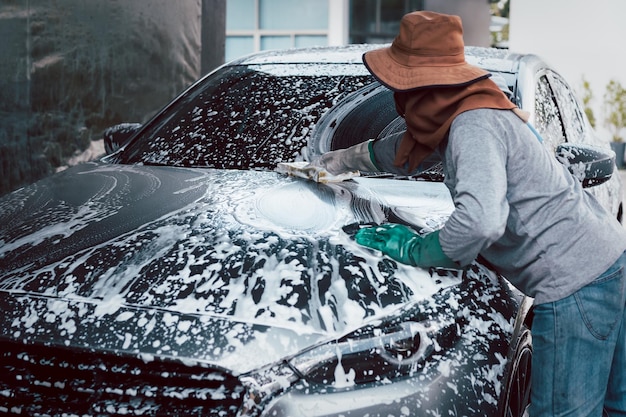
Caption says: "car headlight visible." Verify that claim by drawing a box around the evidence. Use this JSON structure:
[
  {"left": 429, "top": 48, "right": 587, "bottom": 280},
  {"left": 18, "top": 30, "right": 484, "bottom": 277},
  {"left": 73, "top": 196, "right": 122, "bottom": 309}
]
[
  {"left": 290, "top": 317, "right": 458, "bottom": 388},
  {"left": 239, "top": 362, "right": 300, "bottom": 416},
  {"left": 238, "top": 316, "right": 459, "bottom": 416}
]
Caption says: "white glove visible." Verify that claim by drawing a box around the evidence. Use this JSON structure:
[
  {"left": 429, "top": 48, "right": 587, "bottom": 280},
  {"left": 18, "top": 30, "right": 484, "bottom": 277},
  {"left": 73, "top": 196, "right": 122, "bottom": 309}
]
[{"left": 313, "top": 140, "right": 378, "bottom": 175}]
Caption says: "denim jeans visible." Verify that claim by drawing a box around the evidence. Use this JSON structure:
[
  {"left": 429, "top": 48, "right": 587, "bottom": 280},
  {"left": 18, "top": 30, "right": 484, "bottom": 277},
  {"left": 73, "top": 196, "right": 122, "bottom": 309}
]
[{"left": 529, "top": 250, "right": 626, "bottom": 417}]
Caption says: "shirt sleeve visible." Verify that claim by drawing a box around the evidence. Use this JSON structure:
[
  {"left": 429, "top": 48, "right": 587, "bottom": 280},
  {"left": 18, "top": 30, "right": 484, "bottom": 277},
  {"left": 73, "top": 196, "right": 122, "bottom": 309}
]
[
  {"left": 371, "top": 131, "right": 442, "bottom": 176},
  {"left": 438, "top": 115, "right": 510, "bottom": 266}
]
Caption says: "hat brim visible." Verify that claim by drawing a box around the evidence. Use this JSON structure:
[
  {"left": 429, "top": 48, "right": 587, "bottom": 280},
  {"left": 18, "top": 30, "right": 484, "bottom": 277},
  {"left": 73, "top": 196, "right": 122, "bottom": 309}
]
[{"left": 363, "top": 48, "right": 490, "bottom": 92}]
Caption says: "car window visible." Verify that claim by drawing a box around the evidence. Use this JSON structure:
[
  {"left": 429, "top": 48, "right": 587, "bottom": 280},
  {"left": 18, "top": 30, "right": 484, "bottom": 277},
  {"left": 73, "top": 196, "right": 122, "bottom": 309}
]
[
  {"left": 120, "top": 65, "right": 374, "bottom": 169},
  {"left": 534, "top": 74, "right": 566, "bottom": 152},
  {"left": 310, "top": 83, "right": 398, "bottom": 152},
  {"left": 546, "top": 71, "right": 586, "bottom": 143},
  {"left": 309, "top": 82, "right": 447, "bottom": 181}
]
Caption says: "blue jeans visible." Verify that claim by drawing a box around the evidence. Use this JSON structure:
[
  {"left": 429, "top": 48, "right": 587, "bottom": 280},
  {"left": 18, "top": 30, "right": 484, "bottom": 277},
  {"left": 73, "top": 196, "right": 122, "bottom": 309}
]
[{"left": 530, "top": 251, "right": 626, "bottom": 417}]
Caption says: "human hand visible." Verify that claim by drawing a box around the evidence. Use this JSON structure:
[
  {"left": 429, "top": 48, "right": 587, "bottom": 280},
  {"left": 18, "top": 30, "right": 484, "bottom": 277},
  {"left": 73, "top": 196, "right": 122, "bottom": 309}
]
[
  {"left": 313, "top": 148, "right": 352, "bottom": 175},
  {"left": 355, "top": 224, "right": 457, "bottom": 268},
  {"left": 355, "top": 223, "right": 421, "bottom": 266},
  {"left": 312, "top": 140, "right": 377, "bottom": 175}
]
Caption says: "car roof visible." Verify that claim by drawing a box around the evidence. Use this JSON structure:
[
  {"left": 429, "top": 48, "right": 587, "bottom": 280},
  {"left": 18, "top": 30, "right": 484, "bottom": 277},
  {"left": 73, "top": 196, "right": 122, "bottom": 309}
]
[{"left": 228, "top": 44, "right": 528, "bottom": 75}]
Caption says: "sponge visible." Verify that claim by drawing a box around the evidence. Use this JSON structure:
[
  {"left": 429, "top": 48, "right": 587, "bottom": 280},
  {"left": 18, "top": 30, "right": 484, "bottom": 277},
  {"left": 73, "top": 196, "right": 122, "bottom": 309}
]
[{"left": 276, "top": 161, "right": 359, "bottom": 183}]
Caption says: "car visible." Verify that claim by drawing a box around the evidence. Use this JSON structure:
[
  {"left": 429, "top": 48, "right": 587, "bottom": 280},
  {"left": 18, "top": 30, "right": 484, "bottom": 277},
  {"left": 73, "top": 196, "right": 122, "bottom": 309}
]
[{"left": 0, "top": 44, "right": 620, "bottom": 417}]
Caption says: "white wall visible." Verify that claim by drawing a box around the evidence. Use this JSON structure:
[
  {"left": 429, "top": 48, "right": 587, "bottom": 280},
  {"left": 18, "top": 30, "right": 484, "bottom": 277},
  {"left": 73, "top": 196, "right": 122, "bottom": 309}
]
[
  {"left": 425, "top": 0, "right": 492, "bottom": 47},
  {"left": 328, "top": 0, "right": 349, "bottom": 46},
  {"left": 509, "top": 0, "right": 626, "bottom": 142}
]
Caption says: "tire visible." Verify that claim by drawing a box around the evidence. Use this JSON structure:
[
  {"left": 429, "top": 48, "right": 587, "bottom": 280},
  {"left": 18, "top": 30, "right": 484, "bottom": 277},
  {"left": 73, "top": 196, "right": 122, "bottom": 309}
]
[{"left": 498, "top": 327, "right": 532, "bottom": 417}]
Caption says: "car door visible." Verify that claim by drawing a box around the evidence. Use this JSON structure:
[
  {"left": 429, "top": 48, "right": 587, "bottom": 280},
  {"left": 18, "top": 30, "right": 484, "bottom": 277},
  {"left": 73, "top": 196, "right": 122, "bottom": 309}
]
[
  {"left": 545, "top": 71, "right": 589, "bottom": 145},
  {"left": 533, "top": 68, "right": 623, "bottom": 220}
]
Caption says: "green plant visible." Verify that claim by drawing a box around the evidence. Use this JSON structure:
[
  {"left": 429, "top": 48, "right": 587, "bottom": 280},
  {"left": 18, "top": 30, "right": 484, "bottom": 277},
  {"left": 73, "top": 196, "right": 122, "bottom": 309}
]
[
  {"left": 580, "top": 76, "right": 596, "bottom": 128},
  {"left": 604, "top": 79, "right": 626, "bottom": 142}
]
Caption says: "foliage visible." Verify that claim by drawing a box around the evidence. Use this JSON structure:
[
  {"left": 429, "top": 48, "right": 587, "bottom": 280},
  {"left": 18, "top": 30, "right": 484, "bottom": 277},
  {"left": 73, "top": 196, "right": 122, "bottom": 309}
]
[
  {"left": 490, "top": 0, "right": 510, "bottom": 47},
  {"left": 0, "top": 110, "right": 93, "bottom": 196},
  {"left": 604, "top": 79, "right": 626, "bottom": 142},
  {"left": 490, "top": 0, "right": 510, "bottom": 18},
  {"left": 579, "top": 76, "right": 596, "bottom": 128}
]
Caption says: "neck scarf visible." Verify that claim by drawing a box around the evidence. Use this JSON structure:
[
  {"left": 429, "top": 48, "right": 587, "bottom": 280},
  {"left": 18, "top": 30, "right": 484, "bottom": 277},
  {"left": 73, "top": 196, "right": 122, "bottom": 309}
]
[{"left": 392, "top": 77, "right": 528, "bottom": 172}]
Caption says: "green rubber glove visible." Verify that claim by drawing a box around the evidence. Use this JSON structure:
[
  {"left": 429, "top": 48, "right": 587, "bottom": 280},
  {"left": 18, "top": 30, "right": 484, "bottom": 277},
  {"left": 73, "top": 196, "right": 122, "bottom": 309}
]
[{"left": 355, "top": 224, "right": 458, "bottom": 269}]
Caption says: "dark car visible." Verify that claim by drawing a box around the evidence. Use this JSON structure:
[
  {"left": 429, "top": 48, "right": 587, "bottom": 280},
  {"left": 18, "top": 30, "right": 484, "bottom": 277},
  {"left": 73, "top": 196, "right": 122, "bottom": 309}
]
[{"left": 0, "top": 45, "right": 620, "bottom": 417}]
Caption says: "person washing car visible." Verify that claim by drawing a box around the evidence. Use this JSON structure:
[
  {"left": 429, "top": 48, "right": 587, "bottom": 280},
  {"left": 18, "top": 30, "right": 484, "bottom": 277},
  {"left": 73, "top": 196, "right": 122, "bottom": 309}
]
[{"left": 312, "top": 11, "right": 626, "bottom": 417}]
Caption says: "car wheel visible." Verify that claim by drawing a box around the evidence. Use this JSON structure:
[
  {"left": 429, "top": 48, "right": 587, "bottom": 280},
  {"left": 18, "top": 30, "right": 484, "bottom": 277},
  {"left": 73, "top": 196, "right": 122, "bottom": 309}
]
[{"left": 499, "top": 327, "right": 532, "bottom": 417}]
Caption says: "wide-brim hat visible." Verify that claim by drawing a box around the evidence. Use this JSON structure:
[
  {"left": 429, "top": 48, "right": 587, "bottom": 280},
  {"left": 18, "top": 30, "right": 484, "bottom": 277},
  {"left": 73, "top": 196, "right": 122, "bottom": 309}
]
[{"left": 363, "top": 11, "right": 490, "bottom": 92}]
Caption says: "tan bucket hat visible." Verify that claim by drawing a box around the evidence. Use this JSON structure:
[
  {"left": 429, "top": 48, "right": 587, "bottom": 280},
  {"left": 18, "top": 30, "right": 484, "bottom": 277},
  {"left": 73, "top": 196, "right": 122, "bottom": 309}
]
[{"left": 363, "top": 11, "right": 490, "bottom": 92}]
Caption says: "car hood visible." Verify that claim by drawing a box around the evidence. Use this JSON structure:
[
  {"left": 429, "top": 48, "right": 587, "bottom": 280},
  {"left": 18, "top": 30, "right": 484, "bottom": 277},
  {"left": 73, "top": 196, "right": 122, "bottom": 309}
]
[{"left": 0, "top": 162, "right": 456, "bottom": 374}]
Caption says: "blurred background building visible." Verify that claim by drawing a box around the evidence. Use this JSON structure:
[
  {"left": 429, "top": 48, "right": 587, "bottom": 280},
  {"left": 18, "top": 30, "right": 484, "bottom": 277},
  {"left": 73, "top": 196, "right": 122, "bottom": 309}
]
[{"left": 224, "top": 0, "right": 496, "bottom": 62}]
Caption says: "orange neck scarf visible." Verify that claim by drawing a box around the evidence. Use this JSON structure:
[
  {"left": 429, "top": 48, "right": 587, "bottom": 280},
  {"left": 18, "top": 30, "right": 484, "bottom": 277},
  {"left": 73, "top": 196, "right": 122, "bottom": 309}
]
[{"left": 392, "top": 77, "right": 527, "bottom": 172}]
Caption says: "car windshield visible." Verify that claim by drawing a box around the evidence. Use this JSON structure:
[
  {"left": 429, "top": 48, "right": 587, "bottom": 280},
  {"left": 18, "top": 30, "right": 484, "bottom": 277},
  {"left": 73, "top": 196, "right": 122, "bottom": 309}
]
[{"left": 119, "top": 63, "right": 374, "bottom": 169}]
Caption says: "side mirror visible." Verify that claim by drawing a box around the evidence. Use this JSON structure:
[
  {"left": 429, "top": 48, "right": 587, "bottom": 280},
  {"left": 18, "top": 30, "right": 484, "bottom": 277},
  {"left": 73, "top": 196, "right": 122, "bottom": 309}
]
[
  {"left": 103, "top": 123, "right": 142, "bottom": 154},
  {"left": 555, "top": 143, "right": 615, "bottom": 188}
]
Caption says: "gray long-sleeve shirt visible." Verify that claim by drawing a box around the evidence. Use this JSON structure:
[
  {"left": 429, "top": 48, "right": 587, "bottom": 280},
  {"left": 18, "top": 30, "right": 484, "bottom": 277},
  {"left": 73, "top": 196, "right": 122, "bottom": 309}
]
[{"left": 372, "top": 108, "right": 626, "bottom": 304}]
